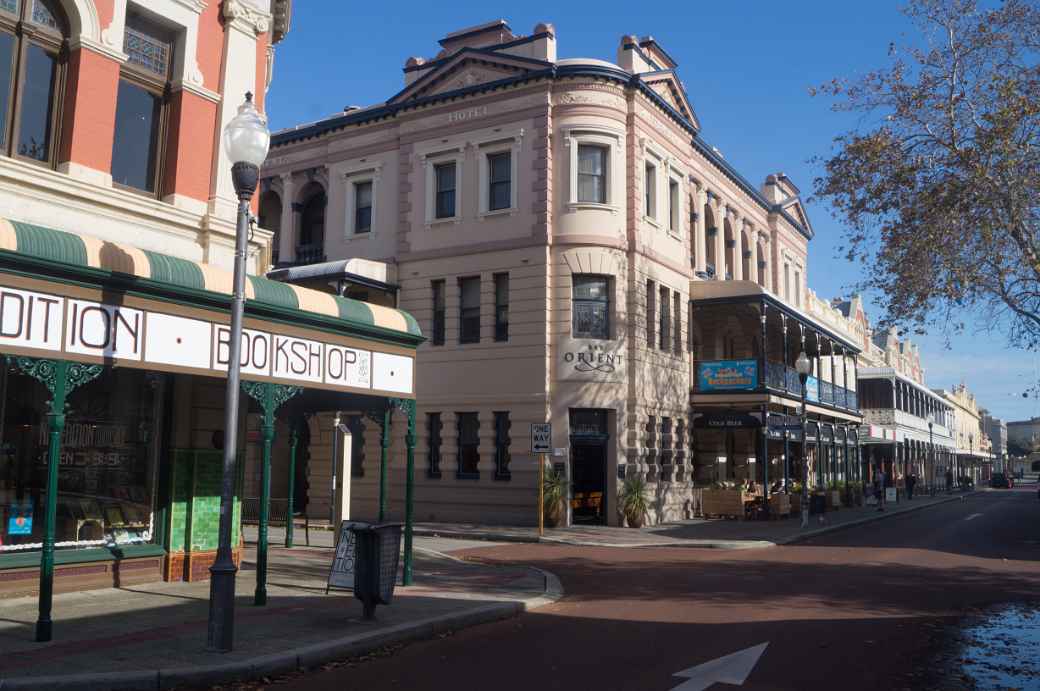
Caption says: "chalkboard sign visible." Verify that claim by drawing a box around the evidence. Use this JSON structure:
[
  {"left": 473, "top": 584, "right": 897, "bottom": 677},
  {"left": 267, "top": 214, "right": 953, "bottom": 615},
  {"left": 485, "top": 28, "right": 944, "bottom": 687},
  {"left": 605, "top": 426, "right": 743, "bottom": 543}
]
[{"left": 326, "top": 520, "right": 366, "bottom": 592}]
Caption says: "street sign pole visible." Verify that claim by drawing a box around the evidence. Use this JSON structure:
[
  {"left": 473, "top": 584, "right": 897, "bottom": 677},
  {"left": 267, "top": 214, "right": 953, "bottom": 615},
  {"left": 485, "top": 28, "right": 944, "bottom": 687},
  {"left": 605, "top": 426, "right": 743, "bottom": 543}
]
[
  {"left": 538, "top": 452, "right": 545, "bottom": 537},
  {"left": 531, "top": 423, "right": 551, "bottom": 537}
]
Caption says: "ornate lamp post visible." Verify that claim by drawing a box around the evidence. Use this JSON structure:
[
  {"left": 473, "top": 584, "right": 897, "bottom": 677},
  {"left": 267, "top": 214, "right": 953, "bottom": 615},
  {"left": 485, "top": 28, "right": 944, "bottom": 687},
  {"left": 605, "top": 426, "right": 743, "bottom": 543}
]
[
  {"left": 796, "top": 351, "right": 812, "bottom": 529},
  {"left": 207, "top": 93, "right": 270, "bottom": 653}
]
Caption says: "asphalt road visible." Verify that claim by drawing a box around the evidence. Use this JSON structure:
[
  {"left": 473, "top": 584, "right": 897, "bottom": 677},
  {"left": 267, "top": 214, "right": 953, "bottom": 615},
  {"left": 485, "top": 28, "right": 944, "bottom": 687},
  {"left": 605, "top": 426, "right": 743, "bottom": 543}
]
[{"left": 275, "top": 486, "right": 1040, "bottom": 691}]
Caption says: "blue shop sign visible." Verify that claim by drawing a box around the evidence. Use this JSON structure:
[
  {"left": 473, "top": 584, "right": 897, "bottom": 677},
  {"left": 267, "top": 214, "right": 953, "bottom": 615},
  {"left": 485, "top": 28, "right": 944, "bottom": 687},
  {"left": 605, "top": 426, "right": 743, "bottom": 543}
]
[
  {"left": 805, "top": 375, "right": 820, "bottom": 403},
  {"left": 698, "top": 360, "right": 758, "bottom": 391}
]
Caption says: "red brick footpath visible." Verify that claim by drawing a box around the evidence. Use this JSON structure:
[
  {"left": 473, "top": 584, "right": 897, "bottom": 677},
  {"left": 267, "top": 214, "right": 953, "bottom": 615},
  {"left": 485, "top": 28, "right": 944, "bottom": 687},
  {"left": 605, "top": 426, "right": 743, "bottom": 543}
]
[{"left": 0, "top": 539, "right": 560, "bottom": 690}]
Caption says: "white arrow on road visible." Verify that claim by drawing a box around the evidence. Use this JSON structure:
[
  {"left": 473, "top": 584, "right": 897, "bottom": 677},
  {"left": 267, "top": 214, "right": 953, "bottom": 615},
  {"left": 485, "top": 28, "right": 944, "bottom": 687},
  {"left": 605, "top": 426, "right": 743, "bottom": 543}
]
[{"left": 670, "top": 642, "right": 769, "bottom": 691}]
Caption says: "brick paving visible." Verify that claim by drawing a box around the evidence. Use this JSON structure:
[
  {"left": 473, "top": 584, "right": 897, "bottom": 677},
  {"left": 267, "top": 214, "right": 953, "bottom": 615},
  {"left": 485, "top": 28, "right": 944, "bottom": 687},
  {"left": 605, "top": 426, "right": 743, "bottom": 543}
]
[{"left": 0, "top": 537, "right": 548, "bottom": 682}]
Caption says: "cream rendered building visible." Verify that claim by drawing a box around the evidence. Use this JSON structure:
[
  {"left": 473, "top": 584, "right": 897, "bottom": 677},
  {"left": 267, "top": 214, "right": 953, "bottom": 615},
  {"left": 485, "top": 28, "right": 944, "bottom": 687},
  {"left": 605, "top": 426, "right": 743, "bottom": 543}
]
[
  {"left": 261, "top": 20, "right": 841, "bottom": 526},
  {"left": 937, "top": 383, "right": 992, "bottom": 484}
]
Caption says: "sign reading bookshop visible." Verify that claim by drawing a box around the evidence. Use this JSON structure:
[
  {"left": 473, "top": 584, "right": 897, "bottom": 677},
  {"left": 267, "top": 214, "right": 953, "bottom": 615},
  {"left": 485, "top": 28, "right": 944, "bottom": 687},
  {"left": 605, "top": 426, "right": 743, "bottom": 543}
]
[{"left": 0, "top": 284, "right": 414, "bottom": 396}]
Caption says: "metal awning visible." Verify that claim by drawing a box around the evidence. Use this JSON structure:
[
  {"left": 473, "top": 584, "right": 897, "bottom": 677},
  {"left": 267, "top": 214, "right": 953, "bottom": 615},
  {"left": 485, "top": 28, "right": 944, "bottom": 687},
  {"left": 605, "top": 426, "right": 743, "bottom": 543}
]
[{"left": 0, "top": 219, "right": 422, "bottom": 397}]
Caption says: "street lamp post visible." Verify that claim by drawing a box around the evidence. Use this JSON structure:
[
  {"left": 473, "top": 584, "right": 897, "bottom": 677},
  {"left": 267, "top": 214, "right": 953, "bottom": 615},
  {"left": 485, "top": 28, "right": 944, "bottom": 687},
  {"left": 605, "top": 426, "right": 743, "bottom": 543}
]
[
  {"left": 927, "top": 414, "right": 935, "bottom": 497},
  {"left": 207, "top": 93, "right": 270, "bottom": 654},
  {"left": 796, "top": 351, "right": 812, "bottom": 529}
]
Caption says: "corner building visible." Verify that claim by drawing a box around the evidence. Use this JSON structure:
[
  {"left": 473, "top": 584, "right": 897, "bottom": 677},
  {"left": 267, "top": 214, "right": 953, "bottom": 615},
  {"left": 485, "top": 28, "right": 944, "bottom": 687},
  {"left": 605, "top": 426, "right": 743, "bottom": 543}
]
[{"left": 264, "top": 20, "right": 860, "bottom": 526}]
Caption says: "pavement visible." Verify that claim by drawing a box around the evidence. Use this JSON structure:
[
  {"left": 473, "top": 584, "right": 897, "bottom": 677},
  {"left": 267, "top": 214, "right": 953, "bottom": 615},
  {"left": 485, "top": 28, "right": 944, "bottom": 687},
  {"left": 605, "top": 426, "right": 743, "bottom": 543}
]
[
  {"left": 412, "top": 488, "right": 982, "bottom": 548},
  {"left": 0, "top": 535, "right": 561, "bottom": 690},
  {"left": 277, "top": 484, "right": 1040, "bottom": 691}
]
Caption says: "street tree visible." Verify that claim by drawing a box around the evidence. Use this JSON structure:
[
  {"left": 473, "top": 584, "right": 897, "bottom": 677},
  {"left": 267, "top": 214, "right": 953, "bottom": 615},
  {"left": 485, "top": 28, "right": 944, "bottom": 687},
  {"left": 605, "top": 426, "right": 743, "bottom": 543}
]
[{"left": 813, "top": 0, "right": 1040, "bottom": 348}]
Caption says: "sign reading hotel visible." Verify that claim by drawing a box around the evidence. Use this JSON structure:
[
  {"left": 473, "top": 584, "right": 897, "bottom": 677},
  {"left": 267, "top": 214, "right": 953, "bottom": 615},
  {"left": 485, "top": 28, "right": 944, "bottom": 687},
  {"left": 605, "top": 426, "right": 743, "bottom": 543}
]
[
  {"left": 0, "top": 285, "right": 413, "bottom": 396},
  {"left": 697, "top": 360, "right": 758, "bottom": 392}
]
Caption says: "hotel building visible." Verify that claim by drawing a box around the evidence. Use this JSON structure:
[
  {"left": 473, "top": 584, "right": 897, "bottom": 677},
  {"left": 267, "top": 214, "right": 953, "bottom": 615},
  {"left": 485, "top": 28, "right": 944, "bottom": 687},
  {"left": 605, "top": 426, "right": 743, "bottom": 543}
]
[{"left": 261, "top": 20, "right": 865, "bottom": 526}]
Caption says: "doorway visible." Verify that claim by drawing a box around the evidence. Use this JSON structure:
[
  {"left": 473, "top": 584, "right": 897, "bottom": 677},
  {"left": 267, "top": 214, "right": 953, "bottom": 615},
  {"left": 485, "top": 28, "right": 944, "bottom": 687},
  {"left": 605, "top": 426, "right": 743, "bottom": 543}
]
[{"left": 569, "top": 409, "right": 609, "bottom": 525}]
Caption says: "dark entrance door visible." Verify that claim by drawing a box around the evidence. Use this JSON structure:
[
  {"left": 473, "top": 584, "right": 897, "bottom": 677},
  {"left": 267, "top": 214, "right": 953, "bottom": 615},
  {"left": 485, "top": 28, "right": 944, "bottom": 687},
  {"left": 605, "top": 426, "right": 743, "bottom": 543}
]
[{"left": 570, "top": 409, "right": 609, "bottom": 525}]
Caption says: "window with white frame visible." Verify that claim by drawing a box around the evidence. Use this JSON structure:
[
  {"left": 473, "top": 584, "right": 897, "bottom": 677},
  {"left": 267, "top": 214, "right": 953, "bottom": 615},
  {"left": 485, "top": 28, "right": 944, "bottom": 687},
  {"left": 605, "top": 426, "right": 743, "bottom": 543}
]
[
  {"left": 565, "top": 128, "right": 621, "bottom": 209},
  {"left": 422, "top": 148, "right": 464, "bottom": 224},
  {"left": 644, "top": 160, "right": 657, "bottom": 219},
  {"left": 354, "top": 180, "right": 372, "bottom": 233},
  {"left": 668, "top": 178, "right": 680, "bottom": 233},
  {"left": 488, "top": 151, "right": 511, "bottom": 211},
  {"left": 578, "top": 144, "right": 608, "bottom": 203},
  {"left": 435, "top": 162, "right": 456, "bottom": 219},
  {"left": 343, "top": 166, "right": 379, "bottom": 237}
]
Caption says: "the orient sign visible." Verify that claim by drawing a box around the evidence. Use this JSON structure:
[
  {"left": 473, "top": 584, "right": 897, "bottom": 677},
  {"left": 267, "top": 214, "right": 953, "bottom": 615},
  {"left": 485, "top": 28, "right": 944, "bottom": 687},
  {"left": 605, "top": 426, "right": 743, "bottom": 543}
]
[
  {"left": 697, "top": 360, "right": 758, "bottom": 392},
  {"left": 559, "top": 340, "right": 624, "bottom": 382},
  {"left": 0, "top": 285, "right": 413, "bottom": 396}
]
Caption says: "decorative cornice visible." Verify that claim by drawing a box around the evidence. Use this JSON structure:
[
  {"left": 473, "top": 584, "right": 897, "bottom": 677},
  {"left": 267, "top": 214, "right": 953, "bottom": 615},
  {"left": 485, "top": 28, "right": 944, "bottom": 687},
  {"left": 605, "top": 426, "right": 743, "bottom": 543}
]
[{"left": 223, "top": 0, "right": 271, "bottom": 35}]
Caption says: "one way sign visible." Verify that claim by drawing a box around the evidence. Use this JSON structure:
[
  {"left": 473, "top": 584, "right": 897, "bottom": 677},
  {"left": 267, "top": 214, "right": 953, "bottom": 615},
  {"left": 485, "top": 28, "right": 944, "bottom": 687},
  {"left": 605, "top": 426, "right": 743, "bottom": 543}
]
[{"left": 531, "top": 423, "right": 552, "bottom": 454}]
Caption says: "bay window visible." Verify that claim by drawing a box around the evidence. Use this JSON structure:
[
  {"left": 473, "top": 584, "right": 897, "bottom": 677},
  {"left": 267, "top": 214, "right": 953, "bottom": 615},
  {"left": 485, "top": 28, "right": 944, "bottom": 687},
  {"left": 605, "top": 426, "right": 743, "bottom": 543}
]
[{"left": 573, "top": 275, "right": 610, "bottom": 340}]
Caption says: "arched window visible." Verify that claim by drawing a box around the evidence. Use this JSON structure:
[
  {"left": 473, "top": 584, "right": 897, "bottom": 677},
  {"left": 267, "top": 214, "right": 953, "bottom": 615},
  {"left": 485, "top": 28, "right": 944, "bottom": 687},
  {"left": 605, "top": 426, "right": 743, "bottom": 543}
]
[
  {"left": 756, "top": 241, "right": 767, "bottom": 287},
  {"left": 258, "top": 190, "right": 282, "bottom": 264},
  {"left": 0, "top": 0, "right": 68, "bottom": 165},
  {"left": 111, "top": 11, "right": 173, "bottom": 195},
  {"left": 296, "top": 184, "right": 326, "bottom": 264}
]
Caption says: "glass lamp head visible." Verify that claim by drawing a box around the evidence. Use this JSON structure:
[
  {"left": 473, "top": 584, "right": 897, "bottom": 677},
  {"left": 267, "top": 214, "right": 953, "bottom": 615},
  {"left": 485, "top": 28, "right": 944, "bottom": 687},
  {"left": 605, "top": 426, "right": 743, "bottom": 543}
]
[
  {"left": 795, "top": 351, "right": 811, "bottom": 376},
  {"left": 223, "top": 92, "right": 270, "bottom": 168}
]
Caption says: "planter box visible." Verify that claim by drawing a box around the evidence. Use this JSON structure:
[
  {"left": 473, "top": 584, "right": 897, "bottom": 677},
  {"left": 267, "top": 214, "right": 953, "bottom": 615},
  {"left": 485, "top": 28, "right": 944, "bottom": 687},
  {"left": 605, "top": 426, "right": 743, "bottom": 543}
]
[
  {"left": 826, "top": 490, "right": 842, "bottom": 510},
  {"left": 702, "top": 489, "right": 750, "bottom": 519},
  {"left": 768, "top": 493, "right": 791, "bottom": 517}
]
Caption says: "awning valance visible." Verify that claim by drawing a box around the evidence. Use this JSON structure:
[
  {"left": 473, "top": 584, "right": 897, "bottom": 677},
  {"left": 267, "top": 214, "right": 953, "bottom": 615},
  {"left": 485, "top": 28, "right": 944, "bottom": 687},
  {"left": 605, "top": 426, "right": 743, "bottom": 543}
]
[
  {"left": 0, "top": 219, "right": 421, "bottom": 340},
  {"left": 0, "top": 219, "right": 421, "bottom": 398}
]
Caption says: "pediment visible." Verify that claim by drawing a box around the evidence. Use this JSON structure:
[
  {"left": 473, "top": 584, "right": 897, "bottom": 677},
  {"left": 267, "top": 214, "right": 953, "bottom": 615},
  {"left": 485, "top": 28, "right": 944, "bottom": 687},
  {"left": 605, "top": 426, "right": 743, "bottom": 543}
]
[
  {"left": 781, "top": 197, "right": 813, "bottom": 233},
  {"left": 641, "top": 71, "right": 700, "bottom": 130},
  {"left": 389, "top": 49, "right": 550, "bottom": 105}
]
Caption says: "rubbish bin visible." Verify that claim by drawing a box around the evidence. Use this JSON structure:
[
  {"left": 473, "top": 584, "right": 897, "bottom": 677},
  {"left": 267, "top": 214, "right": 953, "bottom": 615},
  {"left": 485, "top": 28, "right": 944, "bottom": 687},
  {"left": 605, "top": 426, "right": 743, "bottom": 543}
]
[
  {"left": 352, "top": 522, "right": 403, "bottom": 619},
  {"left": 809, "top": 493, "right": 827, "bottom": 515}
]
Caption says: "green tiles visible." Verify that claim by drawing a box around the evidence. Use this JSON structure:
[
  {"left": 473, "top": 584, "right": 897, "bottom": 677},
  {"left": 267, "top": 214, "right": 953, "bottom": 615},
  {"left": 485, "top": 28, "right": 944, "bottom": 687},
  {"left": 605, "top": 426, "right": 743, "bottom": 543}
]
[
  {"left": 11, "top": 221, "right": 88, "bottom": 266},
  {"left": 144, "top": 250, "right": 205, "bottom": 290},
  {"left": 167, "top": 450, "right": 241, "bottom": 554},
  {"left": 400, "top": 310, "right": 422, "bottom": 337}
]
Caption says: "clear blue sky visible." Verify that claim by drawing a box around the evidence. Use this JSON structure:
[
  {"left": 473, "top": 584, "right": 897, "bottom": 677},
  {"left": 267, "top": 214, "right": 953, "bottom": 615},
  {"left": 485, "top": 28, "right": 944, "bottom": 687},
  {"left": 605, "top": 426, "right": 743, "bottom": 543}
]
[{"left": 266, "top": 0, "right": 1040, "bottom": 423}]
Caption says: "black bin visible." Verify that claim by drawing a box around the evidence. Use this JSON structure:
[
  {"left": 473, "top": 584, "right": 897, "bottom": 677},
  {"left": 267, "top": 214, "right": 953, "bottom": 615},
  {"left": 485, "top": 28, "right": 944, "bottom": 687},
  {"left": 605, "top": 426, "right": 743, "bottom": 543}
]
[
  {"left": 352, "top": 522, "right": 403, "bottom": 619},
  {"left": 809, "top": 494, "right": 827, "bottom": 515}
]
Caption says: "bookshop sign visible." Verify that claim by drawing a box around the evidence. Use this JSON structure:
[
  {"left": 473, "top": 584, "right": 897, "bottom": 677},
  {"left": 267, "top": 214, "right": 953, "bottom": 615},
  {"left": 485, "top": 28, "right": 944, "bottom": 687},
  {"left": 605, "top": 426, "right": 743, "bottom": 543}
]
[{"left": 0, "top": 284, "right": 414, "bottom": 396}]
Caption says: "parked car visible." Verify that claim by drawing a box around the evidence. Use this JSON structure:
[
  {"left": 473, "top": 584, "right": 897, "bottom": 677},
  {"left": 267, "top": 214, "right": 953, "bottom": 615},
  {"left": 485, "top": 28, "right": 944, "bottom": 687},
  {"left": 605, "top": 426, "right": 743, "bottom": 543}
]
[{"left": 990, "top": 473, "right": 1013, "bottom": 489}]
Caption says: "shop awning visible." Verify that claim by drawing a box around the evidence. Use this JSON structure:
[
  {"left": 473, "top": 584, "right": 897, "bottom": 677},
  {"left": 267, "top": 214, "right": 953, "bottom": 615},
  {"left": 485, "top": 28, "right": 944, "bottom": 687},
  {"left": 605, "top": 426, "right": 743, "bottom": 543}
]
[{"left": 0, "top": 219, "right": 422, "bottom": 397}]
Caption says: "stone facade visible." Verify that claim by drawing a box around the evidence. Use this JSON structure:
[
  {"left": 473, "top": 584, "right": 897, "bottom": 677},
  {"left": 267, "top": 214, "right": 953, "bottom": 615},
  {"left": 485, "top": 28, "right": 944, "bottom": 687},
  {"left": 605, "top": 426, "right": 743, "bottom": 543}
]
[{"left": 261, "top": 21, "right": 838, "bottom": 526}]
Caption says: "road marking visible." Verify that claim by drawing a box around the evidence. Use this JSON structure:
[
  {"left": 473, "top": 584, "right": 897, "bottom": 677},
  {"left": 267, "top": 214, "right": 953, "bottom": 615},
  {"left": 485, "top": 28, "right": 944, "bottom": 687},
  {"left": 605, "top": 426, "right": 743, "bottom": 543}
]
[
  {"left": 671, "top": 642, "right": 768, "bottom": 691},
  {"left": 965, "top": 513, "right": 983, "bottom": 521}
]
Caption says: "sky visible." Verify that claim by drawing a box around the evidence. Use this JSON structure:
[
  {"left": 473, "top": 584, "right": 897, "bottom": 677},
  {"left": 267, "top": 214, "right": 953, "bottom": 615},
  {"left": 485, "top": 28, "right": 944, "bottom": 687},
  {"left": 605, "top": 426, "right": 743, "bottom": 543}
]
[{"left": 264, "top": 1, "right": 1040, "bottom": 423}]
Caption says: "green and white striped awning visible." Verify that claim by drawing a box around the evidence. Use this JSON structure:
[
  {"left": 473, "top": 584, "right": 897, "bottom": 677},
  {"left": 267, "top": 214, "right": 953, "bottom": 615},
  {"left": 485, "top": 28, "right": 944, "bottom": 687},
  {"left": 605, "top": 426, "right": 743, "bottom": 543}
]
[{"left": 0, "top": 218, "right": 421, "bottom": 341}]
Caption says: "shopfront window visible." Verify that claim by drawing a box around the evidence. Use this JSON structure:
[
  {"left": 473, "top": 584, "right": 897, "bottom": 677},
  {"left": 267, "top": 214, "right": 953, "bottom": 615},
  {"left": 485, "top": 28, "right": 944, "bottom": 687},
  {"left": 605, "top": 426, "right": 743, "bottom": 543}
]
[{"left": 0, "top": 366, "right": 161, "bottom": 553}]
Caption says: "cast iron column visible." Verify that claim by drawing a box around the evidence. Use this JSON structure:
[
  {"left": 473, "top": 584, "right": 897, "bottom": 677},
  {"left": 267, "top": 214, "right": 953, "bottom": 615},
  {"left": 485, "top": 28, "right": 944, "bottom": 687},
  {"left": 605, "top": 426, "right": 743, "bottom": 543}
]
[
  {"left": 242, "top": 382, "right": 301, "bottom": 607},
  {"left": 379, "top": 406, "right": 392, "bottom": 522},
  {"left": 13, "top": 358, "right": 102, "bottom": 642},
  {"left": 286, "top": 423, "right": 299, "bottom": 548},
  {"left": 402, "top": 399, "right": 416, "bottom": 584},
  {"left": 800, "top": 371, "right": 810, "bottom": 529}
]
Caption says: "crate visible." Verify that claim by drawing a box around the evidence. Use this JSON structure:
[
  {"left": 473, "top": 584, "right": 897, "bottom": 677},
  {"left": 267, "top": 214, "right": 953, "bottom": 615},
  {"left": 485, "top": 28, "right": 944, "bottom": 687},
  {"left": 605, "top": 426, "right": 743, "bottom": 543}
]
[{"left": 768, "top": 493, "right": 791, "bottom": 517}]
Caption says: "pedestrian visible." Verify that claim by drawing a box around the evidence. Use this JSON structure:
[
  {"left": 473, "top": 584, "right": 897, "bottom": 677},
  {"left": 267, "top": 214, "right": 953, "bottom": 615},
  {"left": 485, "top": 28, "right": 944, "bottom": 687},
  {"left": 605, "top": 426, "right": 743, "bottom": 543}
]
[
  {"left": 907, "top": 473, "right": 916, "bottom": 501},
  {"left": 877, "top": 468, "right": 886, "bottom": 512}
]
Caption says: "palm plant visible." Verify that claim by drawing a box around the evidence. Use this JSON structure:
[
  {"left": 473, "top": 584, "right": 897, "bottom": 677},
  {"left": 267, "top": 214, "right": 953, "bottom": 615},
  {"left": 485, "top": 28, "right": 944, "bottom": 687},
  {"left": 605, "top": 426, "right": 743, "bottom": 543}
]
[{"left": 620, "top": 475, "right": 650, "bottom": 528}]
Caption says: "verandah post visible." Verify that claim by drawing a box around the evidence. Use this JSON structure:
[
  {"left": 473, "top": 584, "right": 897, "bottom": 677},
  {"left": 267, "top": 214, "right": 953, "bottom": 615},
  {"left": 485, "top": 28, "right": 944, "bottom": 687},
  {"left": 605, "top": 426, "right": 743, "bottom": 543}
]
[
  {"left": 402, "top": 399, "right": 416, "bottom": 585},
  {"left": 11, "top": 357, "right": 102, "bottom": 643},
  {"left": 285, "top": 423, "right": 299, "bottom": 548}
]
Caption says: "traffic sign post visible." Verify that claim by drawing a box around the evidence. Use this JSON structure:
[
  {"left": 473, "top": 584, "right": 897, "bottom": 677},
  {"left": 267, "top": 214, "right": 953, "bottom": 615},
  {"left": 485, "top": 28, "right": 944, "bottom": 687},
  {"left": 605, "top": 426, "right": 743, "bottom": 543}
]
[{"left": 532, "top": 423, "right": 551, "bottom": 536}]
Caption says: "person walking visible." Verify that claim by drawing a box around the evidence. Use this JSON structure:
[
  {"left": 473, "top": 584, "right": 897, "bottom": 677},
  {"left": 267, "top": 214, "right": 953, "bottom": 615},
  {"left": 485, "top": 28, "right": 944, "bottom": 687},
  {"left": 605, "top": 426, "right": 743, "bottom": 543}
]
[
  {"left": 877, "top": 467, "right": 887, "bottom": 512},
  {"left": 907, "top": 473, "right": 916, "bottom": 501}
]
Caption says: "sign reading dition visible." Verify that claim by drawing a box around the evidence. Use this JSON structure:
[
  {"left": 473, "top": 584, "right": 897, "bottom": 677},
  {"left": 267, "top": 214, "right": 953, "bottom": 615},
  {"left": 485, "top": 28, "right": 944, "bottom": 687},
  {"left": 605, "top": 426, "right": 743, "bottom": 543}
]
[{"left": 0, "top": 285, "right": 413, "bottom": 396}]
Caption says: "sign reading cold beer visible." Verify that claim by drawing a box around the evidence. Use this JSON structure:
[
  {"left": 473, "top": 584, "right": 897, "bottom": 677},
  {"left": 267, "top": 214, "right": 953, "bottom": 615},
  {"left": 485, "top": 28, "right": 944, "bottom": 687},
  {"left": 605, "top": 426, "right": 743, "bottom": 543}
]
[{"left": 0, "top": 285, "right": 413, "bottom": 396}]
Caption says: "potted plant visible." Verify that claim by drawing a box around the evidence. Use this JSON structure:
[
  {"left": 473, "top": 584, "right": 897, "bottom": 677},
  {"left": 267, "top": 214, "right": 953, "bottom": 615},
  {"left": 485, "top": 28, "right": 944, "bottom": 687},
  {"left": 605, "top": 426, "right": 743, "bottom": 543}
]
[
  {"left": 542, "top": 465, "right": 567, "bottom": 528},
  {"left": 619, "top": 475, "right": 650, "bottom": 528}
]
